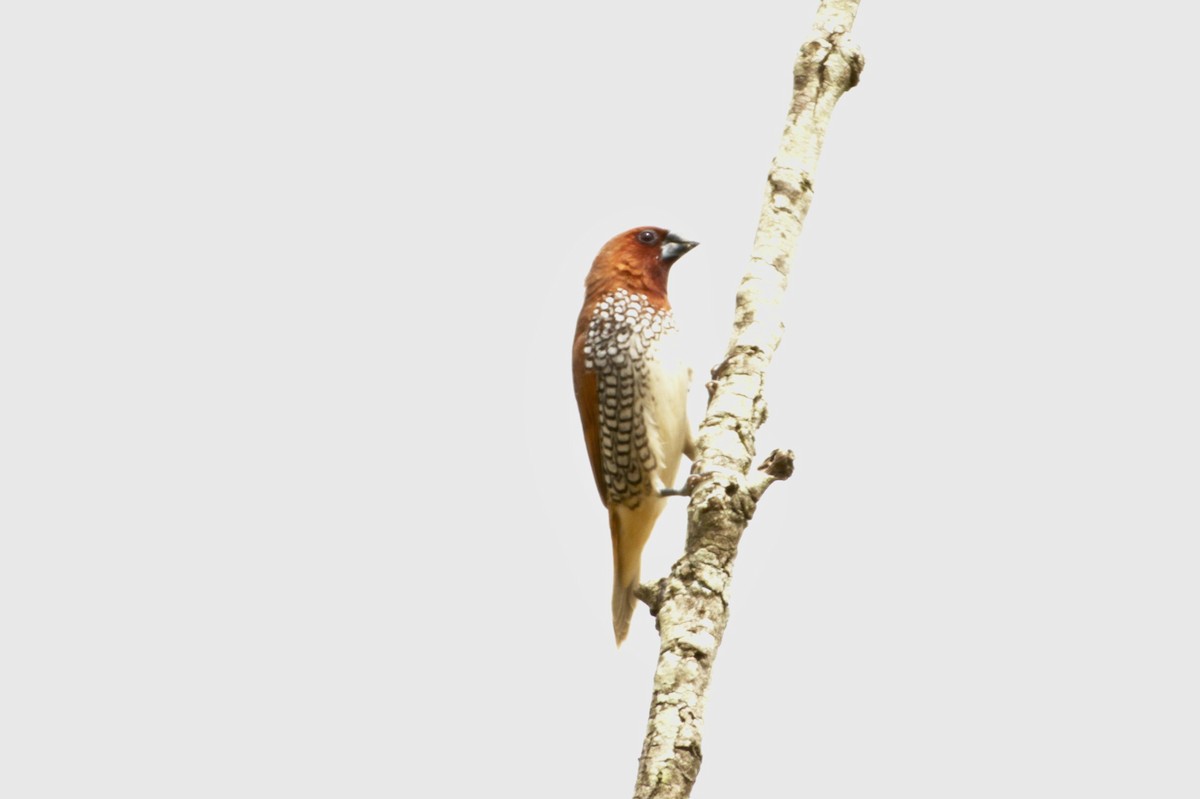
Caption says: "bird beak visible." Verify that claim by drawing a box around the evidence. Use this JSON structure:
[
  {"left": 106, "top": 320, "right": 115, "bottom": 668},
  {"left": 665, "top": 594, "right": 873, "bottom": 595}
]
[{"left": 661, "top": 231, "right": 699, "bottom": 265}]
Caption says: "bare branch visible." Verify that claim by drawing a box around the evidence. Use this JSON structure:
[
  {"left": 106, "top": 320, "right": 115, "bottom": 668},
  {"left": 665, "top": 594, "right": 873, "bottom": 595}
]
[{"left": 632, "top": 3, "right": 864, "bottom": 797}]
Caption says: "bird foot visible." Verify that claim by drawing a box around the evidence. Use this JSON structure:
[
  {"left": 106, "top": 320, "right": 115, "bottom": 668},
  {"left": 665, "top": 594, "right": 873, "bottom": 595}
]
[{"left": 659, "top": 473, "right": 702, "bottom": 498}]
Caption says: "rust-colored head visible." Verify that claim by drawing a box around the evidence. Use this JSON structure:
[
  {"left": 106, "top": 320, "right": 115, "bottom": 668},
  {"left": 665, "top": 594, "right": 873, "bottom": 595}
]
[{"left": 583, "top": 226, "right": 698, "bottom": 307}]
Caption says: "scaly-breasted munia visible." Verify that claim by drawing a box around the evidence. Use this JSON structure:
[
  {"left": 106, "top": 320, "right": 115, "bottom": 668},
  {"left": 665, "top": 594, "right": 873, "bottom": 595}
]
[{"left": 573, "top": 226, "right": 698, "bottom": 646}]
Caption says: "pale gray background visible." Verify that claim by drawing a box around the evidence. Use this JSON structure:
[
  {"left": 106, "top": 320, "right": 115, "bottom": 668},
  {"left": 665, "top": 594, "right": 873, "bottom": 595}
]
[{"left": 2, "top": 1, "right": 1197, "bottom": 797}]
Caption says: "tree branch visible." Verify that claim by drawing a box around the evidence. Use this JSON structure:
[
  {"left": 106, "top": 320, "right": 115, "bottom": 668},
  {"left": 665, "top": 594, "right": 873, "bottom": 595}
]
[{"left": 632, "top": 3, "right": 864, "bottom": 797}]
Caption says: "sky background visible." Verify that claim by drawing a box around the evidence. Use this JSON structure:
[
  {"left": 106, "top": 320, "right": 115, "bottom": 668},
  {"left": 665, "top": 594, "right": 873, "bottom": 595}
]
[{"left": 2, "top": 1, "right": 1198, "bottom": 797}]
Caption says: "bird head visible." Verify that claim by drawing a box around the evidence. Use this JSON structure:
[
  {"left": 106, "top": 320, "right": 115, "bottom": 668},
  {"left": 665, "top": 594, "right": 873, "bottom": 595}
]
[{"left": 584, "top": 226, "right": 699, "bottom": 304}]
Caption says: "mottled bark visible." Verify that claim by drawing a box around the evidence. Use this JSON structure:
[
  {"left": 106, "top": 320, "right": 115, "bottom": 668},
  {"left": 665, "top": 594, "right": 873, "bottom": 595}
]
[{"left": 631, "top": 2, "right": 865, "bottom": 797}]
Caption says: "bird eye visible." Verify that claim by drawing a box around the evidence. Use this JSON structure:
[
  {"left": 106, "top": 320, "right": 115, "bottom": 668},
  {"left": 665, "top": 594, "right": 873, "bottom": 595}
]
[{"left": 637, "top": 230, "right": 659, "bottom": 245}]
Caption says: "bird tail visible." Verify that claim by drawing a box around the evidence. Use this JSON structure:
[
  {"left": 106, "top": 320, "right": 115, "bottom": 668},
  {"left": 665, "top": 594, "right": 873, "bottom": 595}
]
[{"left": 609, "top": 500, "right": 665, "bottom": 646}]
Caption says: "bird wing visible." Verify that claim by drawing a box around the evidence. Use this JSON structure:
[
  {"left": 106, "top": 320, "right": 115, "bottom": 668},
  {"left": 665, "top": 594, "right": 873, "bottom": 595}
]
[{"left": 573, "top": 326, "right": 608, "bottom": 506}]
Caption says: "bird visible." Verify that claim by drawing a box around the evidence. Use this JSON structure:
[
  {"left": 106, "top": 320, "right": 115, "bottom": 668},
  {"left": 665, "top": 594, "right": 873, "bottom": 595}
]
[{"left": 572, "top": 226, "right": 699, "bottom": 646}]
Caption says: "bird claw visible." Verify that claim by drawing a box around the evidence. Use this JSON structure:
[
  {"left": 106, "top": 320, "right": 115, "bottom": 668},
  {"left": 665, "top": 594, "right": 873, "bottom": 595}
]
[{"left": 659, "top": 473, "right": 702, "bottom": 498}]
